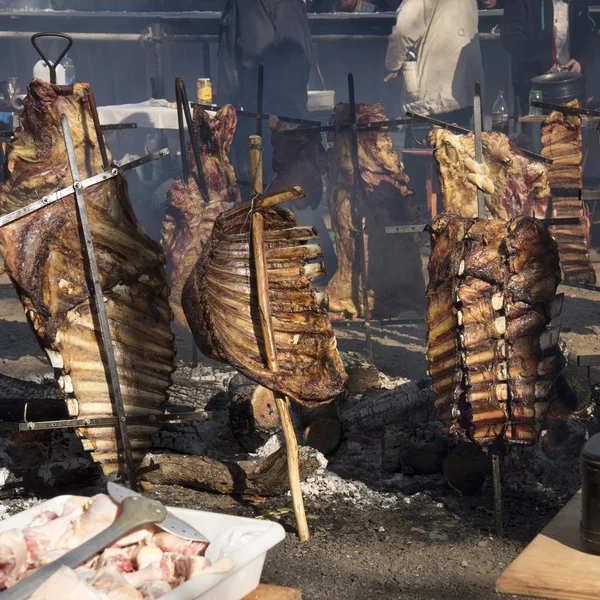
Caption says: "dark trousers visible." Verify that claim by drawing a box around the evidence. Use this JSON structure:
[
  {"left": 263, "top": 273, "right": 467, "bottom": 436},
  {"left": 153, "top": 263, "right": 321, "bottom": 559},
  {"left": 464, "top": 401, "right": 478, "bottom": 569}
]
[{"left": 403, "top": 107, "right": 473, "bottom": 212}]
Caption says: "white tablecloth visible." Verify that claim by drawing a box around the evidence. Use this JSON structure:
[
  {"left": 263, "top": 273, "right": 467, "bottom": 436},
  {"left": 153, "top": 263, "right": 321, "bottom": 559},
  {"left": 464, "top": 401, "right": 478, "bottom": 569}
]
[{"left": 98, "top": 100, "right": 179, "bottom": 130}]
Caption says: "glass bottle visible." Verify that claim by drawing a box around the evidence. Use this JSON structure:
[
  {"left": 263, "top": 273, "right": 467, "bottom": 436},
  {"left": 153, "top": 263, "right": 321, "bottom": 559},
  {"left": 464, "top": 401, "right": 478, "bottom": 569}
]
[{"left": 492, "top": 89, "right": 509, "bottom": 134}]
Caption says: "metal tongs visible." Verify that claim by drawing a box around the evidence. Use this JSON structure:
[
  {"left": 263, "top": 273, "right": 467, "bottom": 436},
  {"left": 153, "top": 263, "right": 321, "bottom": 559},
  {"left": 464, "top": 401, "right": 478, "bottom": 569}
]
[{"left": 31, "top": 32, "right": 73, "bottom": 85}]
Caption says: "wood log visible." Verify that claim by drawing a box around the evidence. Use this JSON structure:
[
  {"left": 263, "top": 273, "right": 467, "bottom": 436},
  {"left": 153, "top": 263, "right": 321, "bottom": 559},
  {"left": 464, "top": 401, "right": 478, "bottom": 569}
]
[
  {"left": 138, "top": 447, "right": 322, "bottom": 496},
  {"left": 229, "top": 373, "right": 281, "bottom": 452},
  {"left": 304, "top": 418, "right": 343, "bottom": 457},
  {"left": 0, "top": 375, "right": 72, "bottom": 422},
  {"left": 341, "top": 380, "right": 435, "bottom": 434}
]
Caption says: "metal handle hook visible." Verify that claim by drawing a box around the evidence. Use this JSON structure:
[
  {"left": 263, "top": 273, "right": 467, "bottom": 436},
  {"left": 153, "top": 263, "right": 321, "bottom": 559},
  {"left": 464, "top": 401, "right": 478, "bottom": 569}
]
[
  {"left": 409, "top": 117, "right": 424, "bottom": 147},
  {"left": 31, "top": 32, "right": 73, "bottom": 84}
]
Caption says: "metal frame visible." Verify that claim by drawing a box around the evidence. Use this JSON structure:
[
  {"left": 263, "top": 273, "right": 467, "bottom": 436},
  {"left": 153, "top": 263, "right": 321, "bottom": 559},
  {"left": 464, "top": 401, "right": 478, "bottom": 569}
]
[{"left": 18, "top": 411, "right": 212, "bottom": 432}]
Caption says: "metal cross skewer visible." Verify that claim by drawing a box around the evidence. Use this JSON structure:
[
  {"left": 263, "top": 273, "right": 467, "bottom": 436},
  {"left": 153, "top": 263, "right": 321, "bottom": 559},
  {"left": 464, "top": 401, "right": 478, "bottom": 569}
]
[
  {"left": 60, "top": 115, "right": 138, "bottom": 490},
  {"left": 348, "top": 73, "right": 374, "bottom": 365},
  {"left": 405, "top": 110, "right": 552, "bottom": 165},
  {"left": 0, "top": 150, "right": 168, "bottom": 229},
  {"left": 474, "top": 82, "right": 486, "bottom": 219}
]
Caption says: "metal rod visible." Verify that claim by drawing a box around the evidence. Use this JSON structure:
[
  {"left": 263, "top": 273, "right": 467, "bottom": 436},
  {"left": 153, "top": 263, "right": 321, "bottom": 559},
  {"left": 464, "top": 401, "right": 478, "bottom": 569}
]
[
  {"left": 86, "top": 88, "right": 110, "bottom": 171},
  {"left": 279, "top": 119, "right": 412, "bottom": 136},
  {"left": 492, "top": 452, "right": 503, "bottom": 538},
  {"left": 60, "top": 114, "right": 138, "bottom": 491},
  {"left": 385, "top": 217, "right": 580, "bottom": 235},
  {"left": 348, "top": 73, "right": 373, "bottom": 365},
  {"left": 0, "top": 149, "right": 168, "bottom": 229},
  {"left": 256, "top": 63, "right": 264, "bottom": 138},
  {"left": 531, "top": 100, "right": 600, "bottom": 118},
  {"left": 175, "top": 78, "right": 189, "bottom": 184},
  {"left": 192, "top": 341, "right": 199, "bottom": 368},
  {"left": 193, "top": 103, "right": 320, "bottom": 127},
  {"left": 0, "top": 124, "right": 137, "bottom": 137},
  {"left": 405, "top": 110, "right": 553, "bottom": 165},
  {"left": 20, "top": 411, "right": 212, "bottom": 432},
  {"left": 152, "top": 24, "right": 165, "bottom": 100},
  {"left": 474, "top": 82, "right": 486, "bottom": 219},
  {"left": 177, "top": 78, "right": 210, "bottom": 203}
]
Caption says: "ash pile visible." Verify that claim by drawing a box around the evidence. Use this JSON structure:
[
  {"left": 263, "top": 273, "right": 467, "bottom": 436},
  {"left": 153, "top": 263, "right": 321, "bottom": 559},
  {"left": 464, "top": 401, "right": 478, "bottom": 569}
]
[{"left": 0, "top": 348, "right": 594, "bottom": 514}]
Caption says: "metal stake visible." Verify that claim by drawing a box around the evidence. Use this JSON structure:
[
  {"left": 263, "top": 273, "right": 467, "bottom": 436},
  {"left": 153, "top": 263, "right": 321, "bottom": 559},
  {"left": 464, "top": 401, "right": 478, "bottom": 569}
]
[
  {"left": 176, "top": 78, "right": 210, "bottom": 204},
  {"left": 492, "top": 452, "right": 503, "bottom": 538},
  {"left": 60, "top": 115, "right": 138, "bottom": 490},
  {"left": 257, "top": 63, "right": 264, "bottom": 138},
  {"left": 86, "top": 88, "right": 109, "bottom": 171},
  {"left": 348, "top": 73, "right": 374, "bottom": 364},
  {"left": 474, "top": 82, "right": 485, "bottom": 219},
  {"left": 175, "top": 79, "right": 189, "bottom": 184}
]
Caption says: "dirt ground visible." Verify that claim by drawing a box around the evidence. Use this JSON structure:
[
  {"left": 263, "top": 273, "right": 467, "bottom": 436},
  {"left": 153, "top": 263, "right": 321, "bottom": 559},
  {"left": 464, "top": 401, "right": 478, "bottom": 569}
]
[{"left": 1, "top": 244, "right": 600, "bottom": 600}]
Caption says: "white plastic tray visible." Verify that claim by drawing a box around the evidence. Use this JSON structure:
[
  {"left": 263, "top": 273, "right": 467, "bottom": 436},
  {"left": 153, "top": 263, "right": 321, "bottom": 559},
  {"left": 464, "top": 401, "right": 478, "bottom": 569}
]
[{"left": 0, "top": 495, "right": 286, "bottom": 600}]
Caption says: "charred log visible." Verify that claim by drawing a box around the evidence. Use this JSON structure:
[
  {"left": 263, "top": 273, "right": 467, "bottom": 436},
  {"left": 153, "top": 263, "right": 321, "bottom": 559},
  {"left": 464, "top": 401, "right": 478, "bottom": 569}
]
[
  {"left": 139, "top": 447, "right": 322, "bottom": 496},
  {"left": 228, "top": 373, "right": 281, "bottom": 453}
]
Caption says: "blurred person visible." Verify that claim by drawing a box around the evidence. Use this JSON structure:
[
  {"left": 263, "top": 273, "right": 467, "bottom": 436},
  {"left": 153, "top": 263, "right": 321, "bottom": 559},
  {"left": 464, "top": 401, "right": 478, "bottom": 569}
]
[
  {"left": 217, "top": 0, "right": 314, "bottom": 178},
  {"left": 218, "top": 0, "right": 313, "bottom": 118},
  {"left": 385, "top": 0, "right": 483, "bottom": 211},
  {"left": 501, "top": 0, "right": 596, "bottom": 117},
  {"left": 385, "top": 0, "right": 483, "bottom": 128}
]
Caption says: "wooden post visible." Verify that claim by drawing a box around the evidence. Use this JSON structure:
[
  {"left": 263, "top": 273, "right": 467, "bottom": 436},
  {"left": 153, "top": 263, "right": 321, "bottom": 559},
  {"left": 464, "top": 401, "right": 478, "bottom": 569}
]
[{"left": 248, "top": 134, "right": 310, "bottom": 542}]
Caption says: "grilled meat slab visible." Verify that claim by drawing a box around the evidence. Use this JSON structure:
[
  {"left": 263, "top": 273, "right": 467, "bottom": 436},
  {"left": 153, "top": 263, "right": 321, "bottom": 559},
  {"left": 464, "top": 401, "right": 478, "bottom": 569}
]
[
  {"left": 269, "top": 116, "right": 327, "bottom": 212},
  {"left": 428, "top": 129, "right": 551, "bottom": 220},
  {"left": 427, "top": 214, "right": 562, "bottom": 445},
  {"left": 325, "top": 103, "right": 425, "bottom": 319},
  {"left": 0, "top": 80, "right": 175, "bottom": 473},
  {"left": 182, "top": 189, "right": 347, "bottom": 406},
  {"left": 162, "top": 105, "right": 239, "bottom": 328},
  {"left": 541, "top": 100, "right": 595, "bottom": 284}
]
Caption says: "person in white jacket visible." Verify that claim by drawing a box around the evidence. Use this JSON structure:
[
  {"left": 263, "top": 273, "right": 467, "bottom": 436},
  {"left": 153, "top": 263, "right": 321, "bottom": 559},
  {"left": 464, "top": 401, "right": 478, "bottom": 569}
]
[{"left": 385, "top": 0, "right": 484, "bottom": 128}]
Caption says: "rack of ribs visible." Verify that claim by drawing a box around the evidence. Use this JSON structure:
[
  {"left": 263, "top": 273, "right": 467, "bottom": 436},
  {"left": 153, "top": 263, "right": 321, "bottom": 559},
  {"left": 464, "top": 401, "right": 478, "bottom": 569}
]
[
  {"left": 325, "top": 102, "right": 425, "bottom": 319},
  {"left": 428, "top": 129, "right": 551, "bottom": 220},
  {"left": 0, "top": 80, "right": 175, "bottom": 474},
  {"left": 182, "top": 189, "right": 347, "bottom": 406},
  {"left": 427, "top": 214, "right": 563, "bottom": 445},
  {"left": 162, "top": 104, "right": 240, "bottom": 328},
  {"left": 541, "top": 100, "right": 595, "bottom": 284},
  {"left": 268, "top": 116, "right": 327, "bottom": 212}
]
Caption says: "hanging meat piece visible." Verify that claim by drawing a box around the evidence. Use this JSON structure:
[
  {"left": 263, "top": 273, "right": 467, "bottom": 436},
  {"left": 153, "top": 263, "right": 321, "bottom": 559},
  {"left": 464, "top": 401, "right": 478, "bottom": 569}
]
[
  {"left": 0, "top": 80, "right": 175, "bottom": 474},
  {"left": 182, "top": 188, "right": 347, "bottom": 406},
  {"left": 541, "top": 100, "right": 595, "bottom": 284},
  {"left": 325, "top": 103, "right": 425, "bottom": 319},
  {"left": 268, "top": 116, "right": 327, "bottom": 211},
  {"left": 426, "top": 214, "right": 562, "bottom": 446},
  {"left": 428, "top": 129, "right": 551, "bottom": 220},
  {"left": 162, "top": 105, "right": 240, "bottom": 328}
]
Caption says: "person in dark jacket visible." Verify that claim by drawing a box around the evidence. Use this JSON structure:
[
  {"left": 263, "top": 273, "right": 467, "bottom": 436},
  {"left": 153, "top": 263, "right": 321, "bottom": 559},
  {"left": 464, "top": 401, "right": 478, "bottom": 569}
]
[
  {"left": 501, "top": 0, "right": 596, "bottom": 116},
  {"left": 217, "top": 0, "right": 313, "bottom": 118}
]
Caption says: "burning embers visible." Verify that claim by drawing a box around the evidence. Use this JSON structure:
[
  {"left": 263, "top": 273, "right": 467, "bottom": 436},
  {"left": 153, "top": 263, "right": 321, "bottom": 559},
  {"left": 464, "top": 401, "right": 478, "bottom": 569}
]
[{"left": 426, "top": 215, "right": 563, "bottom": 445}]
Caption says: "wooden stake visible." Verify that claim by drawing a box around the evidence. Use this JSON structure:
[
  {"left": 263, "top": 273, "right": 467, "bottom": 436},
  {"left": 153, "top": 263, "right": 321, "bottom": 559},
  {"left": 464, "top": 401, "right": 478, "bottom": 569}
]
[{"left": 248, "top": 134, "right": 310, "bottom": 542}]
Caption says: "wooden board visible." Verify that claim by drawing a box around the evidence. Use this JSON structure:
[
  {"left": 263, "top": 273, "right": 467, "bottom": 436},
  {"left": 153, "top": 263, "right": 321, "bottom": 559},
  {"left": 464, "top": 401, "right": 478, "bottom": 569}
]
[
  {"left": 242, "top": 584, "right": 302, "bottom": 600},
  {"left": 497, "top": 491, "right": 600, "bottom": 599}
]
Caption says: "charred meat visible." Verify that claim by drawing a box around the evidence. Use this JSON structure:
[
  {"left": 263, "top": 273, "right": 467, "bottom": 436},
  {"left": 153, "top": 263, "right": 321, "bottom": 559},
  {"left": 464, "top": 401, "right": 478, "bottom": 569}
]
[
  {"left": 541, "top": 100, "right": 595, "bottom": 284},
  {"left": 268, "top": 116, "right": 327, "bottom": 212},
  {"left": 326, "top": 103, "right": 424, "bottom": 319},
  {"left": 0, "top": 80, "right": 175, "bottom": 474},
  {"left": 428, "top": 129, "right": 551, "bottom": 220},
  {"left": 427, "top": 214, "right": 562, "bottom": 445},
  {"left": 162, "top": 105, "right": 240, "bottom": 328},
  {"left": 182, "top": 188, "right": 347, "bottom": 406}
]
